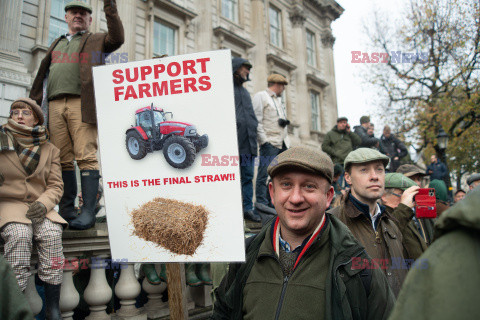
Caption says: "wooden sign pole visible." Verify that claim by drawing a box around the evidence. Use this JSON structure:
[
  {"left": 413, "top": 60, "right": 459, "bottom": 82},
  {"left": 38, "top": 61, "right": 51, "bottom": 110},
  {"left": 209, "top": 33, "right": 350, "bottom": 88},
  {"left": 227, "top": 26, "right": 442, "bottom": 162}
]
[{"left": 166, "top": 263, "right": 189, "bottom": 319}]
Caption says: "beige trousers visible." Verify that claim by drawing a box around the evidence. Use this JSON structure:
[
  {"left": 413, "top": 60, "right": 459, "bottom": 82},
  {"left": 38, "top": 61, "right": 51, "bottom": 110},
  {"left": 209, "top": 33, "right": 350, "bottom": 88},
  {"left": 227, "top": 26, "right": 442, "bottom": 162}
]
[{"left": 49, "top": 96, "right": 98, "bottom": 170}]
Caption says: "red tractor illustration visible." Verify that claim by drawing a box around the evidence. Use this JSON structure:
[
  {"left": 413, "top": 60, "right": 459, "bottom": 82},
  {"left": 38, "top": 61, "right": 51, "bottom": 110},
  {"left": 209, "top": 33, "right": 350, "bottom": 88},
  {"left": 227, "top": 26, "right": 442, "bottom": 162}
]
[{"left": 125, "top": 103, "right": 208, "bottom": 169}]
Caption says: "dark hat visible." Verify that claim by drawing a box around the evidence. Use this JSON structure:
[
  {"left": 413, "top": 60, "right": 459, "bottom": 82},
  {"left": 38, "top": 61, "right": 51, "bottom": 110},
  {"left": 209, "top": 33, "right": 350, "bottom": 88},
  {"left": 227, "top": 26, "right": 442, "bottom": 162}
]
[
  {"left": 344, "top": 148, "right": 390, "bottom": 170},
  {"left": 65, "top": 1, "right": 93, "bottom": 14},
  {"left": 268, "top": 146, "right": 334, "bottom": 183},
  {"left": 454, "top": 189, "right": 466, "bottom": 195},
  {"left": 267, "top": 74, "right": 288, "bottom": 85},
  {"left": 360, "top": 116, "right": 370, "bottom": 124},
  {"left": 396, "top": 164, "right": 427, "bottom": 178},
  {"left": 10, "top": 98, "right": 44, "bottom": 125},
  {"left": 385, "top": 173, "right": 416, "bottom": 190},
  {"left": 337, "top": 116, "right": 348, "bottom": 123},
  {"left": 242, "top": 61, "right": 252, "bottom": 69},
  {"left": 467, "top": 173, "right": 480, "bottom": 186}
]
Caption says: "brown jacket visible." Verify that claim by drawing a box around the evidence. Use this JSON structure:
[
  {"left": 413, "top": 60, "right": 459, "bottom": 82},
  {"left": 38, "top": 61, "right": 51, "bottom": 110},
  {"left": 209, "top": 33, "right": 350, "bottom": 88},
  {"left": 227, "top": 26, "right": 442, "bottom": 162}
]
[
  {"left": 387, "top": 204, "right": 435, "bottom": 260},
  {"left": 328, "top": 191, "right": 407, "bottom": 297},
  {"left": 0, "top": 142, "right": 66, "bottom": 229},
  {"left": 29, "top": 0, "right": 124, "bottom": 125}
]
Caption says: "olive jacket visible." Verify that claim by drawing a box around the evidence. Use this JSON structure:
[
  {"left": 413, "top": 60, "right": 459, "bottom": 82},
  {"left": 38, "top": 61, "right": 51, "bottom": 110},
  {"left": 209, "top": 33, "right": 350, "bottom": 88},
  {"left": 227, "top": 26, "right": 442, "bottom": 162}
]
[
  {"left": 389, "top": 187, "right": 480, "bottom": 320},
  {"left": 29, "top": 0, "right": 124, "bottom": 125},
  {"left": 212, "top": 215, "right": 395, "bottom": 320}
]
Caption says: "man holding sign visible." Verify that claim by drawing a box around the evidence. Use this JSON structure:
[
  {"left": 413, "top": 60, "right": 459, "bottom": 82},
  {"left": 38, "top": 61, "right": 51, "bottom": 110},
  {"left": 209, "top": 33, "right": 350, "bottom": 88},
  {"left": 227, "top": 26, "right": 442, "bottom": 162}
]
[{"left": 212, "top": 146, "right": 394, "bottom": 319}]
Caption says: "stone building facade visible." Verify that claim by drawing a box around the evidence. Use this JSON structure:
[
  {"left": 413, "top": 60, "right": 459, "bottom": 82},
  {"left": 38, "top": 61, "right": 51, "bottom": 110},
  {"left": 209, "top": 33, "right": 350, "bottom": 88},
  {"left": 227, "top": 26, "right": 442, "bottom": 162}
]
[{"left": 0, "top": 0, "right": 343, "bottom": 148}]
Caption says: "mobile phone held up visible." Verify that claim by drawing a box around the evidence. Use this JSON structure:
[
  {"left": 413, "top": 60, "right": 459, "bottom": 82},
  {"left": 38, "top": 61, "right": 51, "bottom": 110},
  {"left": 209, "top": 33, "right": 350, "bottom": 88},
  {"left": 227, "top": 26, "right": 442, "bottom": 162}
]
[{"left": 415, "top": 188, "right": 437, "bottom": 219}]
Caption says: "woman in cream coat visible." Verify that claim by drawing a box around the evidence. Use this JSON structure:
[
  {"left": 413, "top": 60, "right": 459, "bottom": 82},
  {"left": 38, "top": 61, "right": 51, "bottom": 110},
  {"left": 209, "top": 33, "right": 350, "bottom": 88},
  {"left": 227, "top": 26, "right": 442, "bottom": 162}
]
[{"left": 0, "top": 97, "right": 66, "bottom": 319}]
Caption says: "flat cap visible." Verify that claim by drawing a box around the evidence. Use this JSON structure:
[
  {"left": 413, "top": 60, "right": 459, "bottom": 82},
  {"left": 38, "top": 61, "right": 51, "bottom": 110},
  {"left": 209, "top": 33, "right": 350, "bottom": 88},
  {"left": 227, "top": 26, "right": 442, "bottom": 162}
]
[
  {"left": 396, "top": 164, "right": 427, "bottom": 177},
  {"left": 267, "top": 74, "right": 288, "bottom": 85},
  {"left": 360, "top": 116, "right": 370, "bottom": 124},
  {"left": 467, "top": 173, "right": 480, "bottom": 186},
  {"left": 65, "top": 1, "right": 93, "bottom": 13},
  {"left": 268, "top": 146, "right": 334, "bottom": 183},
  {"left": 385, "top": 173, "right": 416, "bottom": 190},
  {"left": 337, "top": 116, "right": 348, "bottom": 123},
  {"left": 344, "top": 148, "right": 390, "bottom": 170},
  {"left": 10, "top": 98, "right": 44, "bottom": 125}
]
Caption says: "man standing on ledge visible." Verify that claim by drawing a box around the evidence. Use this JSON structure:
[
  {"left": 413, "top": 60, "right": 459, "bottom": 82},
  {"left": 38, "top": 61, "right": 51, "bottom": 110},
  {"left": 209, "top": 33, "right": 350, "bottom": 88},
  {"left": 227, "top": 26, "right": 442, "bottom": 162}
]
[
  {"left": 212, "top": 147, "right": 394, "bottom": 319},
  {"left": 231, "top": 57, "right": 260, "bottom": 222},
  {"left": 253, "top": 73, "right": 290, "bottom": 215},
  {"left": 30, "top": 0, "right": 124, "bottom": 230}
]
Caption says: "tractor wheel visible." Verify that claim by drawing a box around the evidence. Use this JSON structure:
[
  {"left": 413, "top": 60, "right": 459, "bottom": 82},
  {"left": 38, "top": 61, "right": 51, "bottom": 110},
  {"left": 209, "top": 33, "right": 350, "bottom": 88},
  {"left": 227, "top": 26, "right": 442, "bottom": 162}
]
[
  {"left": 163, "top": 135, "right": 196, "bottom": 169},
  {"left": 126, "top": 131, "right": 147, "bottom": 160}
]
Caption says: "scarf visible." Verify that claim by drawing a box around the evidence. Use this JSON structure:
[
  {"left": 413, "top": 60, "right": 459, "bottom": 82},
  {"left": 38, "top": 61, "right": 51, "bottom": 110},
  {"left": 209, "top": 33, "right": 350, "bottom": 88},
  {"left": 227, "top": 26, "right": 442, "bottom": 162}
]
[{"left": 0, "top": 119, "right": 48, "bottom": 175}]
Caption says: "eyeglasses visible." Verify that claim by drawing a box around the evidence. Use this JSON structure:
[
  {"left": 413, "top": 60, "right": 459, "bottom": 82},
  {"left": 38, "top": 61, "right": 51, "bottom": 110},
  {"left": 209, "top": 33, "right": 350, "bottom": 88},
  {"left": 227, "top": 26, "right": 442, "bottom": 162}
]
[
  {"left": 387, "top": 191, "right": 403, "bottom": 198},
  {"left": 10, "top": 110, "right": 33, "bottom": 117}
]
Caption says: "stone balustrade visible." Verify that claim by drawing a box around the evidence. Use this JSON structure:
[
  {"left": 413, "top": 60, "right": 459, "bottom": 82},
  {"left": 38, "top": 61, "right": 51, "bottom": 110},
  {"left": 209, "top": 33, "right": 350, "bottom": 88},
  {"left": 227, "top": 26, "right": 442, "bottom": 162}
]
[{"left": 2, "top": 223, "right": 213, "bottom": 319}]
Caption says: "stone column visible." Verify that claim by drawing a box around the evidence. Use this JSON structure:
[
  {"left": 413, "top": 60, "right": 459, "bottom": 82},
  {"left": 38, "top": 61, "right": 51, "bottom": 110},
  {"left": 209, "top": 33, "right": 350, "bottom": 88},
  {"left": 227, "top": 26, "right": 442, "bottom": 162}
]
[
  {"left": 0, "top": 0, "right": 30, "bottom": 122},
  {"left": 84, "top": 256, "right": 112, "bottom": 320},
  {"left": 142, "top": 266, "right": 168, "bottom": 319},
  {"left": 250, "top": 0, "right": 268, "bottom": 93},
  {"left": 24, "top": 270, "right": 43, "bottom": 316},
  {"left": 196, "top": 0, "right": 213, "bottom": 52},
  {"left": 115, "top": 263, "right": 146, "bottom": 319},
  {"left": 0, "top": 0, "right": 24, "bottom": 63},
  {"left": 321, "top": 29, "right": 338, "bottom": 130},
  {"left": 60, "top": 256, "right": 81, "bottom": 320},
  {"left": 289, "top": 8, "right": 309, "bottom": 142},
  {"left": 115, "top": 0, "right": 136, "bottom": 62}
]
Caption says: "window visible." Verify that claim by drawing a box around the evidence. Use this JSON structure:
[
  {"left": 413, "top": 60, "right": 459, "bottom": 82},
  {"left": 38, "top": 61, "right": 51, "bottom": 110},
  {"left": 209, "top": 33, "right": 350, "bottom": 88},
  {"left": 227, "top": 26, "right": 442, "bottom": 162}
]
[
  {"left": 306, "top": 30, "right": 317, "bottom": 67},
  {"left": 269, "top": 6, "right": 283, "bottom": 48},
  {"left": 48, "top": 0, "right": 69, "bottom": 45},
  {"left": 222, "top": 0, "right": 238, "bottom": 23},
  {"left": 154, "top": 20, "right": 176, "bottom": 57},
  {"left": 310, "top": 91, "right": 320, "bottom": 131}
]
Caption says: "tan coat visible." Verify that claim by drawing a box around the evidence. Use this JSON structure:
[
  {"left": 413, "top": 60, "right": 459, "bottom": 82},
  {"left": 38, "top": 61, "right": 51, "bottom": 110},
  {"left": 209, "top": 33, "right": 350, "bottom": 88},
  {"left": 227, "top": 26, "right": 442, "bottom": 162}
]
[
  {"left": 328, "top": 191, "right": 408, "bottom": 297},
  {"left": 29, "top": 0, "right": 124, "bottom": 125},
  {"left": 0, "top": 142, "right": 66, "bottom": 229}
]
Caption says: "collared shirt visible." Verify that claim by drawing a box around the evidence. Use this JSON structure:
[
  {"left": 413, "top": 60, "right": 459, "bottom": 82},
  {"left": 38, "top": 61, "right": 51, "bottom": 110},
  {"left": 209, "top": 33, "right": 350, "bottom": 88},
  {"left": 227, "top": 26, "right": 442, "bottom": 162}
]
[
  {"left": 65, "top": 30, "right": 87, "bottom": 42},
  {"left": 279, "top": 234, "right": 306, "bottom": 253},
  {"left": 349, "top": 193, "right": 385, "bottom": 231}
]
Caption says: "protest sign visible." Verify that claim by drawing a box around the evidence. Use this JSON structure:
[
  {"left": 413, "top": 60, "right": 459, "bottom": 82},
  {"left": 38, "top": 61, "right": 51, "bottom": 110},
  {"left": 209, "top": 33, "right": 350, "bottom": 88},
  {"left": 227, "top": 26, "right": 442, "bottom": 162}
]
[{"left": 92, "top": 50, "right": 245, "bottom": 262}]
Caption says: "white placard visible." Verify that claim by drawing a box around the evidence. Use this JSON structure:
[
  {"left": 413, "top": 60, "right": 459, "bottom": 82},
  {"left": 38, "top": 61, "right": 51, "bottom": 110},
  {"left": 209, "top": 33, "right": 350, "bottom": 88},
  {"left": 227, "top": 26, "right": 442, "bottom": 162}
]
[{"left": 92, "top": 50, "right": 245, "bottom": 262}]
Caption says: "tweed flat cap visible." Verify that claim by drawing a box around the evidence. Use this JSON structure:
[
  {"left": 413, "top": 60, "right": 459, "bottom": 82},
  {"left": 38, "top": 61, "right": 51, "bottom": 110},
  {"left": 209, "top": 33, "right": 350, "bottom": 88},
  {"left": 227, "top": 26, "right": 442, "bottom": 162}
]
[
  {"left": 337, "top": 116, "right": 348, "bottom": 122},
  {"left": 267, "top": 74, "right": 288, "bottom": 85},
  {"left": 385, "top": 173, "right": 417, "bottom": 190},
  {"left": 10, "top": 98, "right": 44, "bottom": 125},
  {"left": 268, "top": 146, "right": 334, "bottom": 183},
  {"left": 396, "top": 164, "right": 427, "bottom": 177},
  {"left": 65, "top": 1, "right": 93, "bottom": 13},
  {"left": 360, "top": 116, "right": 370, "bottom": 124},
  {"left": 344, "top": 148, "right": 390, "bottom": 170},
  {"left": 467, "top": 173, "right": 480, "bottom": 186}
]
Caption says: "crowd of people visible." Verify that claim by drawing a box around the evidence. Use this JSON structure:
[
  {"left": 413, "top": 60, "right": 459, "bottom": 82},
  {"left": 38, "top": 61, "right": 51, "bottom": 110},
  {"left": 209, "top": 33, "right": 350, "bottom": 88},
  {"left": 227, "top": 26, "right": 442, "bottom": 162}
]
[{"left": 0, "top": 1, "right": 479, "bottom": 319}]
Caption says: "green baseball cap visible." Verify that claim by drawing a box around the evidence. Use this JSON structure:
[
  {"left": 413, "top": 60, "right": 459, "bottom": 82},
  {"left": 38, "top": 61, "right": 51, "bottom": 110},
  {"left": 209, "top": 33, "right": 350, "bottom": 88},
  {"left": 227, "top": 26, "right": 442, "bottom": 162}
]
[
  {"left": 65, "top": 1, "right": 93, "bottom": 13},
  {"left": 385, "top": 173, "right": 417, "bottom": 190},
  {"left": 344, "top": 148, "right": 390, "bottom": 170},
  {"left": 268, "top": 146, "right": 334, "bottom": 183}
]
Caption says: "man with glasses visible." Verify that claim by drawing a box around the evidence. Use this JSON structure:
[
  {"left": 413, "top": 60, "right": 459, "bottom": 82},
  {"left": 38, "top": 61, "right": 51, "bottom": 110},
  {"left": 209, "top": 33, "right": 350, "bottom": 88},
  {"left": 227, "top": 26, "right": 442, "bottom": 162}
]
[
  {"left": 1, "top": 98, "right": 66, "bottom": 319},
  {"left": 380, "top": 173, "right": 434, "bottom": 261}
]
